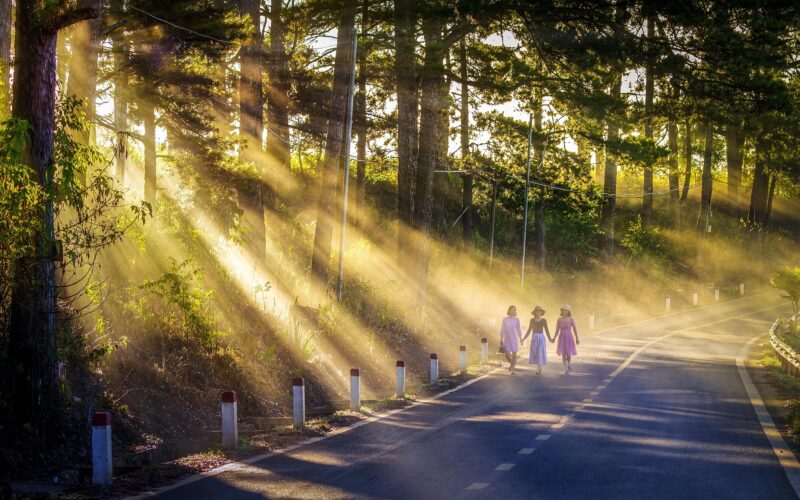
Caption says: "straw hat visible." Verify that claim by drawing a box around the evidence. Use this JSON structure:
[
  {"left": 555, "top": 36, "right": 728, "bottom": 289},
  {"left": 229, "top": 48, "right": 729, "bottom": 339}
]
[
  {"left": 532, "top": 305, "right": 545, "bottom": 315},
  {"left": 560, "top": 304, "right": 572, "bottom": 315}
]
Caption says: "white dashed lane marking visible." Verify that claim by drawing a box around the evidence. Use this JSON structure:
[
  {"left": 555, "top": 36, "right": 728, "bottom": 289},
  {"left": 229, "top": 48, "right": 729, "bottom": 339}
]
[
  {"left": 495, "top": 463, "right": 515, "bottom": 471},
  {"left": 583, "top": 399, "right": 593, "bottom": 403},
  {"left": 536, "top": 434, "right": 551, "bottom": 441},
  {"left": 518, "top": 448, "right": 535, "bottom": 454},
  {"left": 466, "top": 482, "right": 489, "bottom": 490}
]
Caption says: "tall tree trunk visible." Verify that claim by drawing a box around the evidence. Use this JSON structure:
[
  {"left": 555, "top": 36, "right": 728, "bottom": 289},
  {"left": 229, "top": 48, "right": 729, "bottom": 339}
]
[
  {"left": 432, "top": 53, "right": 449, "bottom": 235},
  {"left": 311, "top": 0, "right": 357, "bottom": 284},
  {"left": 239, "top": 0, "right": 266, "bottom": 262},
  {"left": 600, "top": 74, "right": 622, "bottom": 255},
  {"left": 354, "top": 0, "right": 368, "bottom": 223},
  {"left": 7, "top": 0, "right": 99, "bottom": 438},
  {"left": 748, "top": 134, "right": 770, "bottom": 227},
  {"left": 113, "top": 37, "right": 128, "bottom": 184},
  {"left": 413, "top": 16, "right": 445, "bottom": 296},
  {"left": 265, "top": 0, "right": 290, "bottom": 206},
  {"left": 667, "top": 118, "right": 679, "bottom": 228},
  {"left": 697, "top": 120, "right": 713, "bottom": 233},
  {"left": 142, "top": 99, "right": 157, "bottom": 209},
  {"left": 459, "top": 38, "right": 473, "bottom": 244},
  {"left": 726, "top": 124, "right": 743, "bottom": 214},
  {"left": 533, "top": 90, "right": 545, "bottom": 271},
  {"left": 0, "top": 0, "right": 11, "bottom": 115},
  {"left": 680, "top": 120, "right": 692, "bottom": 202},
  {"left": 765, "top": 174, "right": 777, "bottom": 230},
  {"left": 394, "top": 0, "right": 418, "bottom": 261},
  {"left": 66, "top": 17, "right": 100, "bottom": 184},
  {"left": 642, "top": 14, "right": 654, "bottom": 223},
  {"left": 668, "top": 120, "right": 679, "bottom": 201}
]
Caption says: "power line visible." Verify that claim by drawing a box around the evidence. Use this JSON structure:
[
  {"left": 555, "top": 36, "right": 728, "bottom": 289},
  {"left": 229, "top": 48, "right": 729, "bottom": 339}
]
[
  {"left": 127, "top": 5, "right": 236, "bottom": 45},
  {"left": 436, "top": 167, "right": 704, "bottom": 199}
]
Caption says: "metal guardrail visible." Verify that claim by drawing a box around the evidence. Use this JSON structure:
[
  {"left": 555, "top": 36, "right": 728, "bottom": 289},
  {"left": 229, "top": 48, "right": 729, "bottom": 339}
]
[{"left": 770, "top": 320, "right": 800, "bottom": 378}]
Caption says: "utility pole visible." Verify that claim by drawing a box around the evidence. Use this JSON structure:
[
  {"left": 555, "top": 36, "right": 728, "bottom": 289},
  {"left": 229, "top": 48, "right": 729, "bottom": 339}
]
[
  {"left": 336, "top": 28, "right": 358, "bottom": 303},
  {"left": 489, "top": 178, "right": 498, "bottom": 268},
  {"left": 520, "top": 113, "right": 533, "bottom": 289}
]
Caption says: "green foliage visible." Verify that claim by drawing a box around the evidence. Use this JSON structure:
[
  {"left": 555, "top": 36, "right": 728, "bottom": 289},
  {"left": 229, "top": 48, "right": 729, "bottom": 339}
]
[
  {"left": 128, "top": 259, "right": 225, "bottom": 352},
  {"left": 621, "top": 215, "right": 664, "bottom": 262},
  {"left": 0, "top": 119, "right": 41, "bottom": 316},
  {"left": 771, "top": 267, "right": 800, "bottom": 333}
]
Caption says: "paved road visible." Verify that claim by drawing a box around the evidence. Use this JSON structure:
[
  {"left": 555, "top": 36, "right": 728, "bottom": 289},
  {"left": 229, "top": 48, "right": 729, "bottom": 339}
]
[{"left": 146, "top": 295, "right": 797, "bottom": 499}]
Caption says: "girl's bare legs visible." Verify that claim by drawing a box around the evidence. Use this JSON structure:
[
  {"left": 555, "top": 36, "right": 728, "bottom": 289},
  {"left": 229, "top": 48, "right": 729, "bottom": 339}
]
[
  {"left": 536, "top": 362, "right": 542, "bottom": 374},
  {"left": 510, "top": 352, "right": 518, "bottom": 373},
  {"left": 566, "top": 355, "right": 572, "bottom": 372},
  {"left": 562, "top": 355, "right": 569, "bottom": 373}
]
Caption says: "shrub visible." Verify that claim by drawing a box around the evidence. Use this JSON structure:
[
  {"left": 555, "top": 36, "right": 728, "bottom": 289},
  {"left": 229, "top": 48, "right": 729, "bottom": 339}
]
[{"left": 772, "top": 267, "right": 800, "bottom": 333}]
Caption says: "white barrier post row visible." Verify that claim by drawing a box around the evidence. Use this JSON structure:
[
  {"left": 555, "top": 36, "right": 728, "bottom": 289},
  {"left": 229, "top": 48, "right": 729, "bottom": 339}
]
[
  {"left": 589, "top": 313, "right": 595, "bottom": 330},
  {"left": 293, "top": 377, "right": 305, "bottom": 429},
  {"left": 459, "top": 345, "right": 467, "bottom": 373},
  {"left": 715, "top": 288, "right": 720, "bottom": 302},
  {"left": 693, "top": 293, "right": 698, "bottom": 306},
  {"left": 92, "top": 411, "right": 113, "bottom": 486},
  {"left": 430, "top": 353, "right": 439, "bottom": 384},
  {"left": 350, "top": 369, "right": 361, "bottom": 410},
  {"left": 740, "top": 283, "right": 745, "bottom": 296},
  {"left": 665, "top": 297, "right": 671, "bottom": 312},
  {"left": 221, "top": 390, "right": 238, "bottom": 449},
  {"left": 395, "top": 361, "right": 405, "bottom": 398},
  {"left": 480, "top": 338, "right": 489, "bottom": 364}
]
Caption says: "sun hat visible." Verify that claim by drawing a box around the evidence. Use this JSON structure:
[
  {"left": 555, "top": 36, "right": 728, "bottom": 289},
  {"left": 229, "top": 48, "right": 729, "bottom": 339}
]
[
  {"left": 560, "top": 304, "right": 572, "bottom": 315},
  {"left": 532, "top": 305, "right": 545, "bottom": 315}
]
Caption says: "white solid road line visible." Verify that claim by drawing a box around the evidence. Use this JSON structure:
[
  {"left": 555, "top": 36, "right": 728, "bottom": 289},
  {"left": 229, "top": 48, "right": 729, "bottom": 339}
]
[
  {"left": 128, "top": 368, "right": 504, "bottom": 499},
  {"left": 737, "top": 335, "right": 800, "bottom": 498}
]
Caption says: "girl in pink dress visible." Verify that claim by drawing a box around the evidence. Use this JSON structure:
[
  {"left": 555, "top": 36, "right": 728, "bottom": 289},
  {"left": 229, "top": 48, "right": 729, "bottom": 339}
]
[
  {"left": 499, "top": 305, "right": 523, "bottom": 375},
  {"left": 552, "top": 304, "right": 579, "bottom": 374}
]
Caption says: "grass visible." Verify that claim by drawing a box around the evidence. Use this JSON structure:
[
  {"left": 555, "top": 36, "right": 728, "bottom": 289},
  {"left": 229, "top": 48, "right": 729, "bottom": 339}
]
[{"left": 762, "top": 352, "right": 800, "bottom": 445}]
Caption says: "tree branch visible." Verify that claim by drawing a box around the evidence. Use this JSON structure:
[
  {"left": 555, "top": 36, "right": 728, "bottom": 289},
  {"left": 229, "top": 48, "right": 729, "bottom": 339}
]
[{"left": 49, "top": 0, "right": 101, "bottom": 32}]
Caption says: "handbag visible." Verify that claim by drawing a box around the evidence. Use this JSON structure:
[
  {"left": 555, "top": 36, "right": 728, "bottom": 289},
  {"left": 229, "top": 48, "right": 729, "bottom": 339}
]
[{"left": 498, "top": 341, "right": 506, "bottom": 354}]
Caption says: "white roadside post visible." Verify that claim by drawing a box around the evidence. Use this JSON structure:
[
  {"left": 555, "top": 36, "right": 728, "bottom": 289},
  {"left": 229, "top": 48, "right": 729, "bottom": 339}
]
[
  {"left": 395, "top": 361, "right": 405, "bottom": 398},
  {"left": 480, "top": 338, "right": 489, "bottom": 365},
  {"left": 740, "top": 283, "right": 745, "bottom": 296},
  {"left": 459, "top": 345, "right": 467, "bottom": 373},
  {"left": 91, "top": 411, "right": 112, "bottom": 486},
  {"left": 665, "top": 297, "right": 671, "bottom": 312},
  {"left": 693, "top": 293, "right": 699, "bottom": 306},
  {"left": 589, "top": 313, "right": 595, "bottom": 330},
  {"left": 293, "top": 377, "right": 305, "bottom": 429},
  {"left": 221, "top": 390, "right": 238, "bottom": 449},
  {"left": 350, "top": 369, "right": 361, "bottom": 410},
  {"left": 430, "top": 353, "right": 439, "bottom": 384},
  {"left": 715, "top": 288, "right": 720, "bottom": 302}
]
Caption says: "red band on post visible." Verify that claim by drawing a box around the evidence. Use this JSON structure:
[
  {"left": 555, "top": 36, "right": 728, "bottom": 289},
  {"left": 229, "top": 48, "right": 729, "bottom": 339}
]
[
  {"left": 92, "top": 411, "right": 111, "bottom": 426},
  {"left": 221, "top": 390, "right": 237, "bottom": 403},
  {"left": 396, "top": 360, "right": 405, "bottom": 367},
  {"left": 481, "top": 337, "right": 488, "bottom": 343},
  {"left": 459, "top": 345, "right": 466, "bottom": 351},
  {"left": 430, "top": 353, "right": 438, "bottom": 360},
  {"left": 350, "top": 368, "right": 360, "bottom": 376},
  {"left": 292, "top": 377, "right": 304, "bottom": 386}
]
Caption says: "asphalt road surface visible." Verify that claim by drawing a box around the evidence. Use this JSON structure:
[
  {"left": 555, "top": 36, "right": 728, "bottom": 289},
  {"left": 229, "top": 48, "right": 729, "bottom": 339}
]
[{"left": 144, "top": 295, "right": 797, "bottom": 499}]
